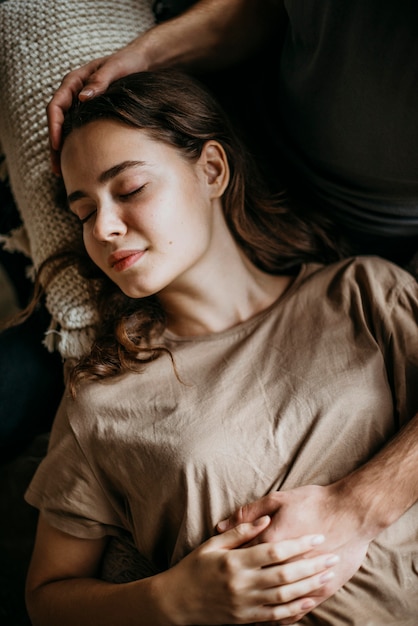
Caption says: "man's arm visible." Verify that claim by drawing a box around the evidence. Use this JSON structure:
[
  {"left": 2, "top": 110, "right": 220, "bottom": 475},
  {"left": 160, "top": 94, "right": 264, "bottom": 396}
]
[
  {"left": 218, "top": 411, "right": 418, "bottom": 619},
  {"left": 137, "top": 0, "right": 284, "bottom": 71},
  {"left": 47, "top": 0, "right": 285, "bottom": 167},
  {"left": 338, "top": 410, "right": 418, "bottom": 532}
]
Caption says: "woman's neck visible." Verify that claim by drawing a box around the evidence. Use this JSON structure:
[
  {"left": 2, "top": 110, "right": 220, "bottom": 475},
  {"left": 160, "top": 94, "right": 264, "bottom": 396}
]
[{"left": 160, "top": 246, "right": 293, "bottom": 337}]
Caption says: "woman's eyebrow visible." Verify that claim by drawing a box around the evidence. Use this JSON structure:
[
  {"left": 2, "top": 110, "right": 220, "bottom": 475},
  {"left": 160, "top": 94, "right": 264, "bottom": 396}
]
[
  {"left": 67, "top": 160, "right": 147, "bottom": 204},
  {"left": 67, "top": 190, "right": 86, "bottom": 205},
  {"left": 98, "top": 160, "right": 147, "bottom": 184}
]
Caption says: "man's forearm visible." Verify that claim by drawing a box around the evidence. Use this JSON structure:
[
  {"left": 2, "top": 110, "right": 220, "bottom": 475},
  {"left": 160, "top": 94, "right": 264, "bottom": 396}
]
[
  {"left": 337, "top": 411, "right": 418, "bottom": 537},
  {"left": 140, "top": 0, "right": 285, "bottom": 72}
]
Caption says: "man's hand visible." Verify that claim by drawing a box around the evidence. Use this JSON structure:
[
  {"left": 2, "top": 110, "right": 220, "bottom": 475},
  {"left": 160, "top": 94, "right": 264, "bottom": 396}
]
[
  {"left": 47, "top": 38, "right": 152, "bottom": 174},
  {"left": 47, "top": 0, "right": 285, "bottom": 174},
  {"left": 217, "top": 484, "right": 371, "bottom": 623}
]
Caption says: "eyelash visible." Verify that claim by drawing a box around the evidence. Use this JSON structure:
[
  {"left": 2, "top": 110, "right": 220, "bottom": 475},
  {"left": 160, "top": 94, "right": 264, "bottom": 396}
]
[
  {"left": 79, "top": 185, "right": 146, "bottom": 224},
  {"left": 120, "top": 185, "right": 146, "bottom": 200},
  {"left": 80, "top": 212, "right": 96, "bottom": 225}
]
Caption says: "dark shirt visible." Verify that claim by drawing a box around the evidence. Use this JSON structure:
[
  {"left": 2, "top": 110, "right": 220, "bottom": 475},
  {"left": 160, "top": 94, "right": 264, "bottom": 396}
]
[{"left": 278, "top": 0, "right": 418, "bottom": 241}]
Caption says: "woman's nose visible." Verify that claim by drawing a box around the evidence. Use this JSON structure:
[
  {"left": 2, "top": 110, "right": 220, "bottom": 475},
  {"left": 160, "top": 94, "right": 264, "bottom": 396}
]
[{"left": 92, "top": 203, "right": 127, "bottom": 241}]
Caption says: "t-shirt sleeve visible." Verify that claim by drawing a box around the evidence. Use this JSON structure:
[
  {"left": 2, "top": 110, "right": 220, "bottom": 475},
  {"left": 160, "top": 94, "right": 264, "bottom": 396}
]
[
  {"left": 25, "top": 392, "right": 125, "bottom": 540},
  {"left": 367, "top": 261, "right": 418, "bottom": 426}
]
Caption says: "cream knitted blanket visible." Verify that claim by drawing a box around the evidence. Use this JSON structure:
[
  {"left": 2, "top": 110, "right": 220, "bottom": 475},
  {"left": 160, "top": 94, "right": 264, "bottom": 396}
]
[{"left": 0, "top": 0, "right": 155, "bottom": 357}]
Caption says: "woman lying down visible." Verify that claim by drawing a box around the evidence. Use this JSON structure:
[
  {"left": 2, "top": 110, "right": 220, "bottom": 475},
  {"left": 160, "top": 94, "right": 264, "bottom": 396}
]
[{"left": 21, "top": 70, "right": 418, "bottom": 626}]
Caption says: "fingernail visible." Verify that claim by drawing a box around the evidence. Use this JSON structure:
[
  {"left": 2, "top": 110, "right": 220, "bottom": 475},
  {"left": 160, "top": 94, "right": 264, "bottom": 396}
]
[
  {"left": 325, "top": 555, "right": 339, "bottom": 567},
  {"left": 320, "top": 571, "right": 335, "bottom": 583},
  {"left": 79, "top": 88, "right": 94, "bottom": 98},
  {"left": 301, "top": 599, "right": 315, "bottom": 610},
  {"left": 217, "top": 519, "right": 228, "bottom": 531},
  {"left": 310, "top": 534, "right": 325, "bottom": 546}
]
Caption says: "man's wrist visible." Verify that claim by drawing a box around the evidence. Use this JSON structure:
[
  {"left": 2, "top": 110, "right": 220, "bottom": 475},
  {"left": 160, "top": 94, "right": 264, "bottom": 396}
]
[
  {"left": 336, "top": 414, "right": 418, "bottom": 538},
  {"left": 333, "top": 469, "right": 397, "bottom": 540}
]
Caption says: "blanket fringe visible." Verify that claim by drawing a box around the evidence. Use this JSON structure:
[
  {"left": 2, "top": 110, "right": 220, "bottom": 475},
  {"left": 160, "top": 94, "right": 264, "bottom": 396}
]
[
  {"left": 0, "top": 226, "right": 31, "bottom": 257},
  {"left": 43, "top": 322, "right": 96, "bottom": 359}
]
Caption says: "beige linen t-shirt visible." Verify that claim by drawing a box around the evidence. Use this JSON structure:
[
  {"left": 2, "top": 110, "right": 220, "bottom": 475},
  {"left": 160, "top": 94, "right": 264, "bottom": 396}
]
[{"left": 26, "top": 257, "right": 418, "bottom": 625}]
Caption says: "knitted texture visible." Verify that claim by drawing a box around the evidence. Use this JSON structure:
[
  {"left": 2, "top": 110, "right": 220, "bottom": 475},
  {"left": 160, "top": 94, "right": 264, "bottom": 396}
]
[{"left": 0, "top": 0, "right": 155, "bottom": 357}]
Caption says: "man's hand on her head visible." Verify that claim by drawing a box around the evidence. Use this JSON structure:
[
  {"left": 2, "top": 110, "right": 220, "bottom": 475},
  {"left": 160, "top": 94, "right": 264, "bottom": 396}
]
[{"left": 47, "top": 38, "right": 151, "bottom": 175}]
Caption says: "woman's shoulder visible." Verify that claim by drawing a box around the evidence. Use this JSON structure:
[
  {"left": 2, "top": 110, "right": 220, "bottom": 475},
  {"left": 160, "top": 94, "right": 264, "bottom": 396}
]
[
  {"left": 296, "top": 255, "right": 417, "bottom": 321},
  {"left": 302, "top": 254, "right": 416, "bottom": 293}
]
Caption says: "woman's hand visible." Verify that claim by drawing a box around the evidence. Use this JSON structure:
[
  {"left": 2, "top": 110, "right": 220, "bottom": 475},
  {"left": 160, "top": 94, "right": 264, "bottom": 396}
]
[
  {"left": 157, "top": 516, "right": 339, "bottom": 625},
  {"left": 217, "top": 484, "right": 371, "bottom": 623}
]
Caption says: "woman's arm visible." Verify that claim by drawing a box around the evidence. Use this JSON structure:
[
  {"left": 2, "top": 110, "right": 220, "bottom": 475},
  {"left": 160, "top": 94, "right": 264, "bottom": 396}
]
[
  {"left": 26, "top": 514, "right": 338, "bottom": 626},
  {"left": 47, "top": 0, "right": 285, "bottom": 164}
]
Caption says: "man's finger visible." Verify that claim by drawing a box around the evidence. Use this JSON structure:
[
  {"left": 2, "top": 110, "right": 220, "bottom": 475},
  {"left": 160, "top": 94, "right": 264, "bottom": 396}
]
[
  {"left": 217, "top": 493, "right": 283, "bottom": 532},
  {"left": 46, "top": 60, "right": 107, "bottom": 152},
  {"left": 207, "top": 516, "right": 271, "bottom": 551}
]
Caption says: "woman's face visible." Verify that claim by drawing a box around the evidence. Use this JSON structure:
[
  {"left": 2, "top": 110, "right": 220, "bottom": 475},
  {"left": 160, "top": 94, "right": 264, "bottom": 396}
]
[{"left": 61, "top": 119, "right": 227, "bottom": 299}]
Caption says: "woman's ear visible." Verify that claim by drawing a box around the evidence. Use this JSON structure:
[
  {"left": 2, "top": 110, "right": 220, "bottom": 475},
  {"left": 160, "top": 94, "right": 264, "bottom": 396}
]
[{"left": 198, "top": 140, "right": 230, "bottom": 198}]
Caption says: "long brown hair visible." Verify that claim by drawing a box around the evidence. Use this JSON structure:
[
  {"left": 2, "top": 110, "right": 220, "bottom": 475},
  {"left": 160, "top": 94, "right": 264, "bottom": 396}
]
[{"left": 19, "top": 70, "right": 342, "bottom": 393}]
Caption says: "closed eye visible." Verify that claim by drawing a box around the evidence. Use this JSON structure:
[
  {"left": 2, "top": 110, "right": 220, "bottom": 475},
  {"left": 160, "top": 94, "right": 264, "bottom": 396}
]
[
  {"left": 119, "top": 185, "right": 146, "bottom": 200},
  {"left": 80, "top": 210, "right": 97, "bottom": 224}
]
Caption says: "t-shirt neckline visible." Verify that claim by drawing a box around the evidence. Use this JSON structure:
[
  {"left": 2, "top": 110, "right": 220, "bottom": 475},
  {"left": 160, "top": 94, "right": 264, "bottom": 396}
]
[{"left": 163, "top": 263, "right": 312, "bottom": 344}]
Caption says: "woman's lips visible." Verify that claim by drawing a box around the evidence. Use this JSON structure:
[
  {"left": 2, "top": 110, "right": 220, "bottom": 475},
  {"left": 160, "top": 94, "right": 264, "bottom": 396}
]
[{"left": 108, "top": 250, "right": 146, "bottom": 272}]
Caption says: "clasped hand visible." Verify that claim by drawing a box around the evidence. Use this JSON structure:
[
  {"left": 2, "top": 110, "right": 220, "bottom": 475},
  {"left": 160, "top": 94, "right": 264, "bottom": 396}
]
[
  {"left": 216, "top": 483, "right": 371, "bottom": 624},
  {"left": 157, "top": 514, "right": 342, "bottom": 625}
]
